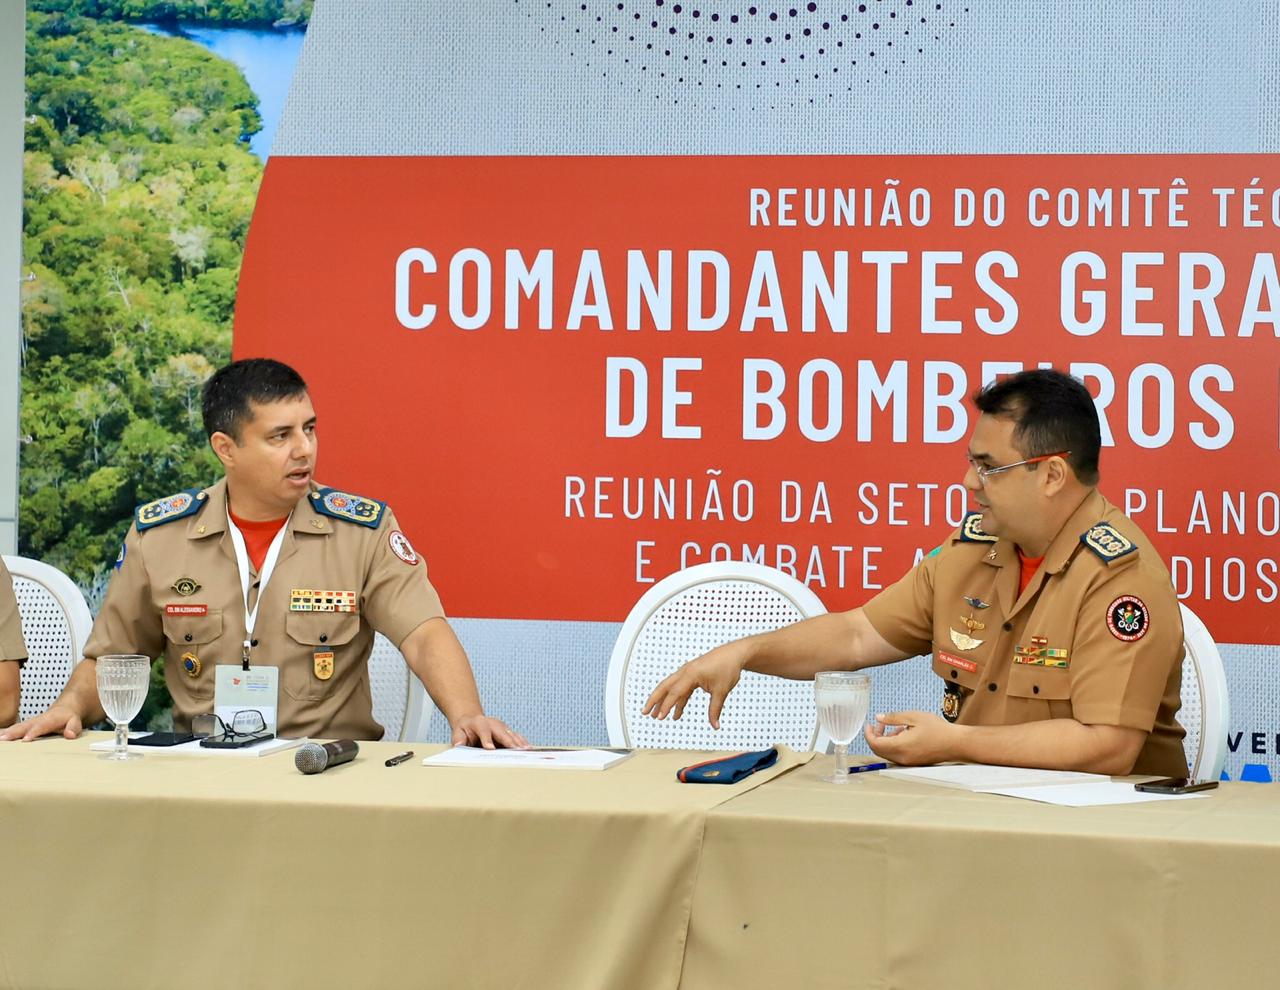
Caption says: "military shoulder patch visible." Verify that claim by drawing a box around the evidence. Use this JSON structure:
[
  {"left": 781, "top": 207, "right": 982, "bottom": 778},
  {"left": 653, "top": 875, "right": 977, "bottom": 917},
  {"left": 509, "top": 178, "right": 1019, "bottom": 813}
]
[
  {"left": 310, "top": 487, "right": 386, "bottom": 528},
  {"left": 957, "top": 512, "right": 998, "bottom": 543},
  {"left": 135, "top": 489, "right": 206, "bottom": 532},
  {"left": 1081, "top": 523, "right": 1139, "bottom": 564}
]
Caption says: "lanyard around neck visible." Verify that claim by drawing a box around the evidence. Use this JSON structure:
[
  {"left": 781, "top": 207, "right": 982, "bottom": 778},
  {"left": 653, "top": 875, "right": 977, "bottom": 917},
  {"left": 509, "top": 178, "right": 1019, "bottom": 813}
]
[{"left": 226, "top": 509, "right": 291, "bottom": 670}]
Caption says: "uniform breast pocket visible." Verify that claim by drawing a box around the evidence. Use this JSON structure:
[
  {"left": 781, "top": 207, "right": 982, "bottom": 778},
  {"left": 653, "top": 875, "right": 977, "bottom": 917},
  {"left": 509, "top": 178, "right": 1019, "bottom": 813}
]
[
  {"left": 161, "top": 608, "right": 224, "bottom": 700},
  {"left": 1007, "top": 663, "right": 1072, "bottom": 702},
  {"left": 283, "top": 611, "right": 360, "bottom": 702}
]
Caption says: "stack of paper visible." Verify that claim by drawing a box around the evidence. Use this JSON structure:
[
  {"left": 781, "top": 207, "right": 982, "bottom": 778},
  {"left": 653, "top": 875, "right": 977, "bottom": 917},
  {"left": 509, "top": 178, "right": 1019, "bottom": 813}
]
[
  {"left": 881, "top": 763, "right": 1213, "bottom": 806},
  {"left": 881, "top": 764, "right": 1106, "bottom": 791},
  {"left": 422, "top": 746, "right": 634, "bottom": 771}
]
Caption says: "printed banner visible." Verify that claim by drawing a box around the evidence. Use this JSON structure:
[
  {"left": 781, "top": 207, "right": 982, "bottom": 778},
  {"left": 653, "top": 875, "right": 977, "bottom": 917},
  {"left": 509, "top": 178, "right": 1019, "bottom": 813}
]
[{"left": 236, "top": 154, "right": 1280, "bottom": 638}]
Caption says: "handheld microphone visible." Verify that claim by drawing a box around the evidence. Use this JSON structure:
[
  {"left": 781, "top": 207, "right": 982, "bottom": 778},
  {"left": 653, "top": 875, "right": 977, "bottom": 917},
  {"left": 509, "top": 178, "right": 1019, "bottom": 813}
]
[{"left": 295, "top": 739, "right": 359, "bottom": 774}]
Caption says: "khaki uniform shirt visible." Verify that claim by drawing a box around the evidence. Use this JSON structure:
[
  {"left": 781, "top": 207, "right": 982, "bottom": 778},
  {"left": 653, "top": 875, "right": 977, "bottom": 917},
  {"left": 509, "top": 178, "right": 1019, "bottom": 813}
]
[
  {"left": 863, "top": 490, "right": 1187, "bottom": 777},
  {"left": 0, "top": 558, "right": 27, "bottom": 664},
  {"left": 84, "top": 479, "right": 445, "bottom": 740}
]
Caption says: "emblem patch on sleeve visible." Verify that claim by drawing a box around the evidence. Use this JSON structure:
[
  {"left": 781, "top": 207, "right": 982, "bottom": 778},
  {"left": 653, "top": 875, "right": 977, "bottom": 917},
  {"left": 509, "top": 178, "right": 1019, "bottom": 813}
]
[
  {"left": 388, "top": 530, "right": 419, "bottom": 565},
  {"left": 1082, "top": 523, "right": 1138, "bottom": 563},
  {"left": 1106, "top": 595, "right": 1149, "bottom": 642}
]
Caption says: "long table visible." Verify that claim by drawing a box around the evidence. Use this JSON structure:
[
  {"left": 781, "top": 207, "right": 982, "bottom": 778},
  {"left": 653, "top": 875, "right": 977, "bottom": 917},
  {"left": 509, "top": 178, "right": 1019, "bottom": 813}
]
[
  {"left": 0, "top": 736, "right": 804, "bottom": 990},
  {"left": 682, "top": 757, "right": 1280, "bottom": 990},
  {"left": 3, "top": 738, "right": 1277, "bottom": 990}
]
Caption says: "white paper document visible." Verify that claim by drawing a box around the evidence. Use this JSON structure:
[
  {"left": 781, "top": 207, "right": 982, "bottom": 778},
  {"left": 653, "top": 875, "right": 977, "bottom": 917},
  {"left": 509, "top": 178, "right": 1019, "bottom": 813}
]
[
  {"left": 90, "top": 734, "right": 305, "bottom": 758},
  {"left": 881, "top": 764, "right": 1108, "bottom": 792},
  {"left": 981, "top": 782, "right": 1215, "bottom": 807},
  {"left": 422, "top": 746, "right": 634, "bottom": 770}
]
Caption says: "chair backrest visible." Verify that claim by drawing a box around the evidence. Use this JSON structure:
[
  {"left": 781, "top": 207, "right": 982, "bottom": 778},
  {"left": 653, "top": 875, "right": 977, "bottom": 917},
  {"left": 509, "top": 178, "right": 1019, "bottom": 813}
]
[
  {"left": 606, "top": 561, "right": 830, "bottom": 751},
  {"left": 1177, "top": 603, "right": 1230, "bottom": 781},
  {"left": 3, "top": 556, "right": 94, "bottom": 722},
  {"left": 367, "top": 631, "right": 434, "bottom": 742}
]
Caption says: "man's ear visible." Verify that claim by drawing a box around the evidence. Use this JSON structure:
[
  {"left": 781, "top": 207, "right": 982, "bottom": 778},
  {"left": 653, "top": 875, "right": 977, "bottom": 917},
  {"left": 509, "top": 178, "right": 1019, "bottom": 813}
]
[
  {"left": 209, "top": 431, "right": 237, "bottom": 469},
  {"left": 1042, "top": 455, "right": 1071, "bottom": 497}
]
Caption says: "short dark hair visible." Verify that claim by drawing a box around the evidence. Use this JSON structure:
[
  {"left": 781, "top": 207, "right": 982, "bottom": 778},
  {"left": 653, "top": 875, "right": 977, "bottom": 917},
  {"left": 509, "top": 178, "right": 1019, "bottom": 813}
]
[
  {"left": 202, "top": 358, "right": 308, "bottom": 440},
  {"left": 972, "top": 369, "right": 1101, "bottom": 485}
]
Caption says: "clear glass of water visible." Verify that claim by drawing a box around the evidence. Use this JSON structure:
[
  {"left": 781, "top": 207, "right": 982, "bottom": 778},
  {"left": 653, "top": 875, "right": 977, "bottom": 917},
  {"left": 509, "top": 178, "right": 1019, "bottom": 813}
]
[
  {"left": 95, "top": 655, "right": 151, "bottom": 761},
  {"left": 814, "top": 671, "right": 871, "bottom": 784}
]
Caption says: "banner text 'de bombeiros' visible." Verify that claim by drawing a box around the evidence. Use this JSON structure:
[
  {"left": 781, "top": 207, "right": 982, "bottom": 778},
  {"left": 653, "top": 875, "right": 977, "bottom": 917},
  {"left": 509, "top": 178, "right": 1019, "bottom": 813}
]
[{"left": 235, "top": 156, "right": 1280, "bottom": 635}]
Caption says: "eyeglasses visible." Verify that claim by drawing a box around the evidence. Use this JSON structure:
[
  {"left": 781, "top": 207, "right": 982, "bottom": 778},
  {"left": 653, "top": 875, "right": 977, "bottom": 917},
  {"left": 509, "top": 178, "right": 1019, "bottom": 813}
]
[
  {"left": 965, "top": 450, "right": 1071, "bottom": 484},
  {"left": 192, "top": 710, "right": 268, "bottom": 741}
]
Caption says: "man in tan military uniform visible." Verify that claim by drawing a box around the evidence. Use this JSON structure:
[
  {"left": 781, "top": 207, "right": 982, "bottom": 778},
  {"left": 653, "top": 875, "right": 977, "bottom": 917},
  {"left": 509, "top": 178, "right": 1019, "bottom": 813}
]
[
  {"left": 76, "top": 478, "right": 450, "bottom": 740},
  {"left": 4, "top": 359, "right": 526, "bottom": 746},
  {"left": 0, "top": 558, "right": 28, "bottom": 727},
  {"left": 645, "top": 369, "right": 1187, "bottom": 778},
  {"left": 859, "top": 491, "right": 1185, "bottom": 776}
]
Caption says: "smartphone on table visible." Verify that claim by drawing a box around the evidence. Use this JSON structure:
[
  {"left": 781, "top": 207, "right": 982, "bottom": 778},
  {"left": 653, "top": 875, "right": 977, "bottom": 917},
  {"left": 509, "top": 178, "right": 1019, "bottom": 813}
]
[
  {"left": 1133, "top": 777, "right": 1219, "bottom": 794},
  {"left": 129, "top": 732, "right": 196, "bottom": 747}
]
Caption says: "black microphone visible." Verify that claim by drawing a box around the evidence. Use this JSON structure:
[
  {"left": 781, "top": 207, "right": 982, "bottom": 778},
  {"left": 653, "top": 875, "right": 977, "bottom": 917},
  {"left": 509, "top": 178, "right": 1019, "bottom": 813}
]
[{"left": 295, "top": 739, "right": 359, "bottom": 774}]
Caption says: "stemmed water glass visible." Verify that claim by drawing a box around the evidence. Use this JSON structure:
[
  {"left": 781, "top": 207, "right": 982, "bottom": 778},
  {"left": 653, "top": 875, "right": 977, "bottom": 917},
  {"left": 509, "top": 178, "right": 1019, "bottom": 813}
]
[
  {"left": 814, "top": 671, "right": 871, "bottom": 784},
  {"left": 95, "top": 655, "right": 151, "bottom": 761}
]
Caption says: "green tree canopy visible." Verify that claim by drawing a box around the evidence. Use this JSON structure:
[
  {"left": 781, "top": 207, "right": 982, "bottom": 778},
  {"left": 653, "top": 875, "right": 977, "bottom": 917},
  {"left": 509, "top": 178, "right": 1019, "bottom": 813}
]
[{"left": 22, "top": 11, "right": 276, "bottom": 725}]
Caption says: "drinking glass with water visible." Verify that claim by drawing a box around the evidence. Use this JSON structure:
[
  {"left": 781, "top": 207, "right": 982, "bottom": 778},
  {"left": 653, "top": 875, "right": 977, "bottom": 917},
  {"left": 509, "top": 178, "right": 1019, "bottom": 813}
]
[
  {"left": 95, "top": 655, "right": 151, "bottom": 761},
  {"left": 814, "top": 671, "right": 871, "bottom": 783}
]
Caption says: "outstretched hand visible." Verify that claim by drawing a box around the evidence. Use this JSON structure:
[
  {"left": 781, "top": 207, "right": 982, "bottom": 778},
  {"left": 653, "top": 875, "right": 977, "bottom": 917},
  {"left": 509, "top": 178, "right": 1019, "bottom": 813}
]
[{"left": 642, "top": 645, "right": 745, "bottom": 729}]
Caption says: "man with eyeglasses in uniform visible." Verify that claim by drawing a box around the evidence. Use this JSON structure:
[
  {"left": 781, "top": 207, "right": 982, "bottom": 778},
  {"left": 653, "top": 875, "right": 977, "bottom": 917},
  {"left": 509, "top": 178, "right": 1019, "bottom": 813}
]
[
  {"left": 3, "top": 358, "right": 527, "bottom": 749},
  {"left": 644, "top": 368, "right": 1187, "bottom": 777}
]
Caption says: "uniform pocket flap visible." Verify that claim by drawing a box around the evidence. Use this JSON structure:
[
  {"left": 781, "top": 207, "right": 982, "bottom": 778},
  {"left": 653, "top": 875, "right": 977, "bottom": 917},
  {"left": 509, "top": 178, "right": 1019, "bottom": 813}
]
[
  {"left": 285, "top": 611, "right": 359, "bottom": 647},
  {"left": 161, "top": 607, "right": 223, "bottom": 645},
  {"left": 1006, "top": 663, "right": 1071, "bottom": 701}
]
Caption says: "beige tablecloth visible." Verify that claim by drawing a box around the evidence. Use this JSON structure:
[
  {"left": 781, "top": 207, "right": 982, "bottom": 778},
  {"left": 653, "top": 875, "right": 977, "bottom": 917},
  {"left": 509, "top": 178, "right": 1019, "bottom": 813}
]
[
  {"left": 0, "top": 736, "right": 808, "bottom": 990},
  {"left": 682, "top": 757, "right": 1280, "bottom": 990}
]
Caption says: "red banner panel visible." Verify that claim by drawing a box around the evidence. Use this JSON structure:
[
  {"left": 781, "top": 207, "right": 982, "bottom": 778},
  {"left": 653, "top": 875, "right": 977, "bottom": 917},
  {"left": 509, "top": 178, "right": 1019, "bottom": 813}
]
[{"left": 236, "top": 155, "right": 1280, "bottom": 638}]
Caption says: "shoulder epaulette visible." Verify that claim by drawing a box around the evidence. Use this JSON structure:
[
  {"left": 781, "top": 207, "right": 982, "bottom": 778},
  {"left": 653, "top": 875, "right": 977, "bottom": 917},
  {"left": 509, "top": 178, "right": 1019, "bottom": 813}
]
[
  {"left": 135, "top": 489, "right": 206, "bottom": 531},
  {"left": 310, "top": 487, "right": 386, "bottom": 528},
  {"left": 957, "top": 512, "right": 998, "bottom": 543},
  {"left": 1081, "top": 522, "right": 1139, "bottom": 564}
]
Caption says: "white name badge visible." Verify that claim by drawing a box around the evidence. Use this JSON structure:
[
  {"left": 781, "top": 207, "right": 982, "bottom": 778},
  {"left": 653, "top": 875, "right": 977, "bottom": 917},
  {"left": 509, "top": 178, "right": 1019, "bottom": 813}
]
[{"left": 214, "top": 664, "right": 280, "bottom": 735}]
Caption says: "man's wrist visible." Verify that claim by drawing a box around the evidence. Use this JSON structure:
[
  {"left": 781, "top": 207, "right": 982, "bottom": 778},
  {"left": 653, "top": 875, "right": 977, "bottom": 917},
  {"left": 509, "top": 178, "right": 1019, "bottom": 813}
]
[
  {"left": 54, "top": 694, "right": 95, "bottom": 723},
  {"left": 949, "top": 722, "right": 978, "bottom": 762}
]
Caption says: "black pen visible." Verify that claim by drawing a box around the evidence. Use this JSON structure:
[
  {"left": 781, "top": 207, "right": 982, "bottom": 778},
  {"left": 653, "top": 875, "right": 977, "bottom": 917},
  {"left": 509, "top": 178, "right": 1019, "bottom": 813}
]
[{"left": 385, "top": 750, "right": 414, "bottom": 767}]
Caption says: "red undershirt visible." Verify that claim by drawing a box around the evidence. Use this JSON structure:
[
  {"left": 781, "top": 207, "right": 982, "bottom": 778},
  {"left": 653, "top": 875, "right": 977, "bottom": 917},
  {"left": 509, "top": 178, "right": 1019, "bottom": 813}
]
[
  {"left": 228, "top": 510, "right": 289, "bottom": 572},
  {"left": 1017, "top": 549, "right": 1045, "bottom": 596}
]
